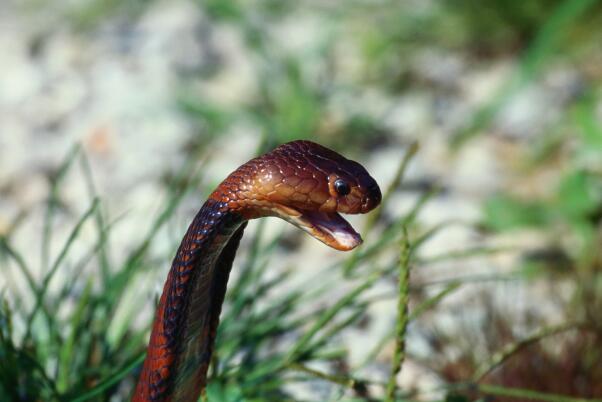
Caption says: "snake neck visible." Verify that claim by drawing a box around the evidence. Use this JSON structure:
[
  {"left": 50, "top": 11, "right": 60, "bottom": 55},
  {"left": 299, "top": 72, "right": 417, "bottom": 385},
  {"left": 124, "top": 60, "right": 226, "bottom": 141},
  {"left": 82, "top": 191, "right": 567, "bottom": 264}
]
[{"left": 133, "top": 198, "right": 247, "bottom": 402}]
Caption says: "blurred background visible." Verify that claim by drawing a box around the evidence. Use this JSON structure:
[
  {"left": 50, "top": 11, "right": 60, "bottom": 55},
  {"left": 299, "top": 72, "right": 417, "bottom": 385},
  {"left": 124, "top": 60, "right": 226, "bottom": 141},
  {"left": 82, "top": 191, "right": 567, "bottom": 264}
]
[{"left": 1, "top": 0, "right": 602, "bottom": 401}]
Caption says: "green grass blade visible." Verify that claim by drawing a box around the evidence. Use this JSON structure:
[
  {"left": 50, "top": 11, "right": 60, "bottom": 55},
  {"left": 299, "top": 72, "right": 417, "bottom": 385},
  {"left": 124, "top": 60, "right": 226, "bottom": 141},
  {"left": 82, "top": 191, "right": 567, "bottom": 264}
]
[
  {"left": 25, "top": 198, "right": 99, "bottom": 341},
  {"left": 475, "top": 383, "right": 602, "bottom": 402},
  {"left": 0, "top": 236, "right": 37, "bottom": 304},
  {"left": 80, "top": 150, "right": 112, "bottom": 286},
  {"left": 56, "top": 279, "right": 94, "bottom": 393},
  {"left": 42, "top": 144, "right": 81, "bottom": 273},
  {"left": 286, "top": 273, "right": 380, "bottom": 363},
  {"left": 359, "top": 281, "right": 461, "bottom": 369},
  {"left": 385, "top": 227, "right": 411, "bottom": 402},
  {"left": 67, "top": 352, "right": 145, "bottom": 402},
  {"left": 472, "top": 321, "right": 587, "bottom": 382}
]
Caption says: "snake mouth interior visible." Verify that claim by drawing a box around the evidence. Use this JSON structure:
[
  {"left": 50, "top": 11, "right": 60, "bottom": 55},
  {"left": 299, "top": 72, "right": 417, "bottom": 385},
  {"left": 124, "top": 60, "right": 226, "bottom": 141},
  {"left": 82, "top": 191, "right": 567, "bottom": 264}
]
[{"left": 277, "top": 206, "right": 362, "bottom": 251}]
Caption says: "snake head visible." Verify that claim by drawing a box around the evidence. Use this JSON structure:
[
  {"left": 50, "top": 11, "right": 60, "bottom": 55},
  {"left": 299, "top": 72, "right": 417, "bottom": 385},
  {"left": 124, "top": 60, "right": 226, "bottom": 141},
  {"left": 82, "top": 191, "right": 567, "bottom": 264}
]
[{"left": 217, "top": 140, "right": 381, "bottom": 251}]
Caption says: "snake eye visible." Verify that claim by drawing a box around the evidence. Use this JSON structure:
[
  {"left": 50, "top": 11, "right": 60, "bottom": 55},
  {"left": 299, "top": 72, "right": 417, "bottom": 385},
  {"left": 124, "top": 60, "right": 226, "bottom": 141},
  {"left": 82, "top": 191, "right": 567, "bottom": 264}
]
[{"left": 334, "top": 179, "right": 350, "bottom": 196}]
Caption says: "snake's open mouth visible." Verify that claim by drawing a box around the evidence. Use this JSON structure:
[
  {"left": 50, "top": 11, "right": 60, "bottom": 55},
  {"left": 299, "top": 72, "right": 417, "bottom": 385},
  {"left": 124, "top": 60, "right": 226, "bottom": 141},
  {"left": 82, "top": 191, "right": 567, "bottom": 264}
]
[{"left": 276, "top": 206, "right": 362, "bottom": 251}]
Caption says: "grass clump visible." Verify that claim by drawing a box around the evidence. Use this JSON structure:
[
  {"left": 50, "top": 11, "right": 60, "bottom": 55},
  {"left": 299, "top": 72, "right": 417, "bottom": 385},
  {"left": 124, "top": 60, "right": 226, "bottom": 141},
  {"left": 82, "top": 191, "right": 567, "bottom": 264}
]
[{"left": 0, "top": 143, "right": 458, "bottom": 401}]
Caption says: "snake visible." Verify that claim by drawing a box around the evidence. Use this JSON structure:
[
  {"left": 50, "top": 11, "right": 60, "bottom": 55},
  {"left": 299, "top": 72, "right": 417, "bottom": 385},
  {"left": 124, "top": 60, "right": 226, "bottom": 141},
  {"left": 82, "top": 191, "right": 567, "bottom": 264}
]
[{"left": 132, "top": 140, "right": 381, "bottom": 401}]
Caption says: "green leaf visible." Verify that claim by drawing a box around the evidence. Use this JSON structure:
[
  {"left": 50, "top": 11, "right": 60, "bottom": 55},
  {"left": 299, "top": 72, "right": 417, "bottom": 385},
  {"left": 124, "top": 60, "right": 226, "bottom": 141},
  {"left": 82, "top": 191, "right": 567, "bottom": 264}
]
[
  {"left": 556, "top": 170, "right": 600, "bottom": 219},
  {"left": 483, "top": 194, "right": 551, "bottom": 231},
  {"left": 574, "top": 99, "right": 602, "bottom": 151},
  {"left": 206, "top": 382, "right": 245, "bottom": 402}
]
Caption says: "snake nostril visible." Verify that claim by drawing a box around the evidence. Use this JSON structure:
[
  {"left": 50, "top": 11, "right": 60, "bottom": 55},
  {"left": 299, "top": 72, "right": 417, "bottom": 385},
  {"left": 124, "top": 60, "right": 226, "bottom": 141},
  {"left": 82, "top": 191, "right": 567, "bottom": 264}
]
[
  {"left": 361, "top": 196, "right": 371, "bottom": 210},
  {"left": 361, "top": 188, "right": 381, "bottom": 211}
]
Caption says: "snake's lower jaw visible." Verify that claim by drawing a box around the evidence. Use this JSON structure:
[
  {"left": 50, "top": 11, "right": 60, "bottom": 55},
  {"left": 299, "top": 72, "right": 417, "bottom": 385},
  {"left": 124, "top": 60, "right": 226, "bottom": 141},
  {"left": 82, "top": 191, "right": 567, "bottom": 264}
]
[{"left": 275, "top": 206, "right": 363, "bottom": 251}]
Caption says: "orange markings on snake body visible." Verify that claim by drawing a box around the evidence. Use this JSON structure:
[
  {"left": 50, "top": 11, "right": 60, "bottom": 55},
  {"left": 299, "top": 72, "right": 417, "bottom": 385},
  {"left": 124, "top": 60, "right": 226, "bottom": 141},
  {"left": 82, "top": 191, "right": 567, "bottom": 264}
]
[{"left": 133, "top": 141, "right": 381, "bottom": 401}]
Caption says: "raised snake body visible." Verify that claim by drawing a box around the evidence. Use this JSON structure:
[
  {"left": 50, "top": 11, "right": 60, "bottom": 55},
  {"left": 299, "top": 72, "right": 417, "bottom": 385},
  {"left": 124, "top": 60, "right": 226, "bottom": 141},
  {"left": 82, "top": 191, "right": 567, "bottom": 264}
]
[{"left": 133, "top": 140, "right": 381, "bottom": 401}]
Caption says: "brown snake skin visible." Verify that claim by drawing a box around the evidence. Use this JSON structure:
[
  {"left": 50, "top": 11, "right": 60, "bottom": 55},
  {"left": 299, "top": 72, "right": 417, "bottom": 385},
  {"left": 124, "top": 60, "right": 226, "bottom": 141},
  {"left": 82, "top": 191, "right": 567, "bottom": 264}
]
[{"left": 132, "top": 140, "right": 381, "bottom": 401}]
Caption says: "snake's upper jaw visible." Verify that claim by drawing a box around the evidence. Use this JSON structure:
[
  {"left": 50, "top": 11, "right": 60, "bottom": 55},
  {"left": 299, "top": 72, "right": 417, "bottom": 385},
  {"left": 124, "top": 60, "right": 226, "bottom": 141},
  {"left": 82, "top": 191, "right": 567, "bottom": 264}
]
[{"left": 275, "top": 205, "right": 362, "bottom": 251}]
